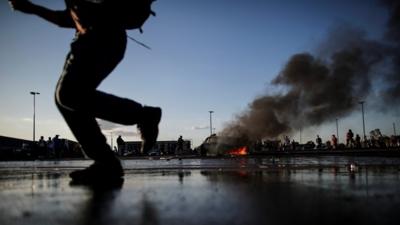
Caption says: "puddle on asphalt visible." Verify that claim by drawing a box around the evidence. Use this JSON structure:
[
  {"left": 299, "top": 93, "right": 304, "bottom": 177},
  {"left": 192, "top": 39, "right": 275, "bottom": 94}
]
[{"left": 1, "top": 158, "right": 400, "bottom": 225}]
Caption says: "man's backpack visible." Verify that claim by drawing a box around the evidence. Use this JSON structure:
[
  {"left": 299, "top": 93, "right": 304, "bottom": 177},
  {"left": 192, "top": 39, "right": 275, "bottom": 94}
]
[{"left": 117, "top": 0, "right": 156, "bottom": 33}]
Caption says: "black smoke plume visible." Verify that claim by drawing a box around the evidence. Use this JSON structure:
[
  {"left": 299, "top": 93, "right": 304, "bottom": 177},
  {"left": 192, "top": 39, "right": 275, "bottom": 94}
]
[
  {"left": 221, "top": 1, "right": 400, "bottom": 143},
  {"left": 381, "top": 0, "right": 400, "bottom": 104}
]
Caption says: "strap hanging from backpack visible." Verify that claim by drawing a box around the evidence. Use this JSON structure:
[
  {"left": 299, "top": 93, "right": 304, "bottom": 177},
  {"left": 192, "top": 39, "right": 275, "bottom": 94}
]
[{"left": 127, "top": 35, "right": 151, "bottom": 50}]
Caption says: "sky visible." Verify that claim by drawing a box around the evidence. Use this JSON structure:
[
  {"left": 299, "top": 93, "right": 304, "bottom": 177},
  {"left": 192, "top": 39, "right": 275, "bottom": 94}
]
[{"left": 0, "top": 0, "right": 398, "bottom": 148}]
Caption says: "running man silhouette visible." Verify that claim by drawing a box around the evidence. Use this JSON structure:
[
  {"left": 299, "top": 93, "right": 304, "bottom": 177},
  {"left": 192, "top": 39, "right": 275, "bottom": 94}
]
[{"left": 9, "top": 0, "right": 162, "bottom": 184}]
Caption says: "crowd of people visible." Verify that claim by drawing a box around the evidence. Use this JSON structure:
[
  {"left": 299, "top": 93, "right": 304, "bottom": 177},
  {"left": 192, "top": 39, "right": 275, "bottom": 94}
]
[
  {"left": 278, "top": 129, "right": 400, "bottom": 151},
  {"left": 33, "top": 135, "right": 82, "bottom": 158}
]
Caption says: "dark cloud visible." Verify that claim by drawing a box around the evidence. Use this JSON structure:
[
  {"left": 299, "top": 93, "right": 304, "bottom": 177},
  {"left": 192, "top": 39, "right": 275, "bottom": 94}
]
[
  {"left": 381, "top": 0, "right": 400, "bottom": 104},
  {"left": 382, "top": 0, "right": 400, "bottom": 42},
  {"left": 221, "top": 2, "right": 400, "bottom": 142}
]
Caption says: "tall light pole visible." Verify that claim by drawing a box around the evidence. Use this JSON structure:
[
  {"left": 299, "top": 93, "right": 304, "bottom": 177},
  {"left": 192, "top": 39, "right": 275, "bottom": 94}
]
[
  {"left": 393, "top": 123, "right": 397, "bottom": 136},
  {"left": 359, "top": 101, "right": 366, "bottom": 141},
  {"left": 336, "top": 118, "right": 339, "bottom": 143},
  {"left": 209, "top": 111, "right": 214, "bottom": 136},
  {"left": 30, "top": 91, "right": 40, "bottom": 142}
]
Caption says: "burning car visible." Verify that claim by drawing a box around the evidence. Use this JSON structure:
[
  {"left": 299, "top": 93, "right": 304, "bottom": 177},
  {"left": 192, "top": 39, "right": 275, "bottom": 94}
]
[{"left": 197, "top": 134, "right": 249, "bottom": 156}]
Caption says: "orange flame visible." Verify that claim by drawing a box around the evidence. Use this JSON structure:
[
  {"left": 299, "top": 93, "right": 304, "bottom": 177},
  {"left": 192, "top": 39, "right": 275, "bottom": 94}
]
[{"left": 227, "top": 146, "right": 248, "bottom": 156}]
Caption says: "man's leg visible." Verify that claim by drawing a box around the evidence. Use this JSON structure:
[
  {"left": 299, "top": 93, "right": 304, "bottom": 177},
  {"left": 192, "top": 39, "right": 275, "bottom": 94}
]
[
  {"left": 56, "top": 57, "right": 161, "bottom": 156},
  {"left": 55, "top": 100, "right": 116, "bottom": 163}
]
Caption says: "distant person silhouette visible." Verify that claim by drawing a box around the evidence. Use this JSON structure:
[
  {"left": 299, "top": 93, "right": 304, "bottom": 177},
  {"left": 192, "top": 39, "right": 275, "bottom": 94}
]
[
  {"left": 316, "top": 135, "right": 322, "bottom": 149},
  {"left": 46, "top": 136, "right": 53, "bottom": 157},
  {"left": 52, "top": 134, "right": 62, "bottom": 159},
  {"left": 331, "top": 134, "right": 338, "bottom": 149},
  {"left": 9, "top": 0, "right": 162, "bottom": 184},
  {"left": 346, "top": 129, "right": 354, "bottom": 148},
  {"left": 355, "top": 134, "right": 361, "bottom": 148},
  {"left": 116, "top": 135, "right": 125, "bottom": 156},
  {"left": 38, "top": 136, "right": 46, "bottom": 154},
  {"left": 176, "top": 135, "right": 184, "bottom": 155}
]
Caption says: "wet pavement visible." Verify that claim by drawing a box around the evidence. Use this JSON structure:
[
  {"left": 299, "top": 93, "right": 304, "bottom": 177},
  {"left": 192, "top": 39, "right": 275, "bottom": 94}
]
[{"left": 1, "top": 157, "right": 400, "bottom": 225}]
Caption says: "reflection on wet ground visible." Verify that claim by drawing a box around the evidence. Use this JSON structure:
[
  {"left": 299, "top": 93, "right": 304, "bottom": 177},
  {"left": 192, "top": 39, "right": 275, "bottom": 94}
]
[{"left": 1, "top": 157, "right": 400, "bottom": 225}]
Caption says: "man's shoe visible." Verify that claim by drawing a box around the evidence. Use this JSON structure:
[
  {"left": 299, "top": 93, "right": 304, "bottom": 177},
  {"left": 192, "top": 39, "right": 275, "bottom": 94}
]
[
  {"left": 137, "top": 106, "right": 162, "bottom": 154},
  {"left": 69, "top": 161, "right": 123, "bottom": 185}
]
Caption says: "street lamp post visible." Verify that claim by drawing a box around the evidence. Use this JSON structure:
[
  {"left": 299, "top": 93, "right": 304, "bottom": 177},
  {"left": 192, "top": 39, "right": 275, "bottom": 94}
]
[
  {"left": 209, "top": 111, "right": 214, "bottom": 137},
  {"left": 30, "top": 91, "right": 40, "bottom": 142},
  {"left": 336, "top": 118, "right": 339, "bottom": 143},
  {"left": 359, "top": 101, "right": 366, "bottom": 141}
]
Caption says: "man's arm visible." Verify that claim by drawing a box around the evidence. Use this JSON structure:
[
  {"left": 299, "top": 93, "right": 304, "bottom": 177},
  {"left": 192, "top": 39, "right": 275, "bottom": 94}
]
[{"left": 9, "top": 0, "right": 75, "bottom": 28}]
